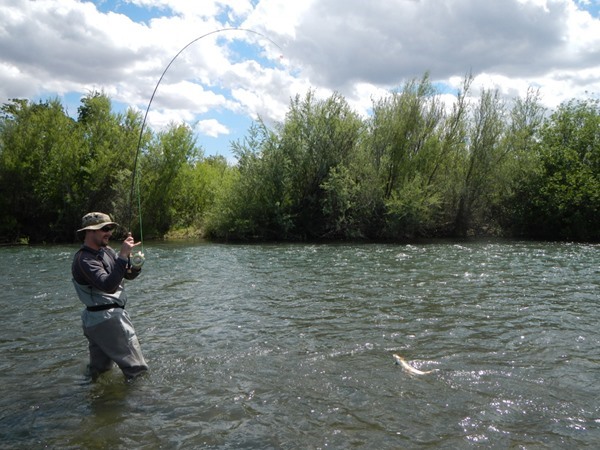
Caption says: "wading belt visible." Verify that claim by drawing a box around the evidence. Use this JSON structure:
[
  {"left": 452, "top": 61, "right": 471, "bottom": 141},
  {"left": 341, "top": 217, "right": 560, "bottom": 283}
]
[{"left": 86, "top": 303, "right": 124, "bottom": 312}]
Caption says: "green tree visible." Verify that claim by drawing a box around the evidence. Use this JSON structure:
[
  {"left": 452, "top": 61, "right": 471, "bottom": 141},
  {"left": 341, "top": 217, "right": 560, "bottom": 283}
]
[
  {"left": 170, "top": 155, "right": 230, "bottom": 234},
  {"left": 366, "top": 74, "right": 449, "bottom": 238},
  {"left": 508, "top": 98, "right": 599, "bottom": 240},
  {"left": 320, "top": 149, "right": 381, "bottom": 239},
  {"left": 453, "top": 88, "right": 506, "bottom": 235},
  {"left": 428, "top": 75, "right": 471, "bottom": 235},
  {"left": 279, "top": 91, "right": 364, "bottom": 239},
  {"left": 206, "top": 92, "right": 364, "bottom": 241},
  {"left": 205, "top": 121, "right": 294, "bottom": 240},
  {"left": 0, "top": 98, "right": 83, "bottom": 242},
  {"left": 495, "top": 88, "right": 546, "bottom": 233},
  {"left": 76, "top": 92, "right": 142, "bottom": 226},
  {"left": 139, "top": 123, "right": 198, "bottom": 236}
]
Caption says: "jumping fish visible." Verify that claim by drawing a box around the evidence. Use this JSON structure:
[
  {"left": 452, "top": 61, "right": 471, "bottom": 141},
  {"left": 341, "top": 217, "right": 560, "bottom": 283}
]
[{"left": 393, "top": 354, "right": 436, "bottom": 375}]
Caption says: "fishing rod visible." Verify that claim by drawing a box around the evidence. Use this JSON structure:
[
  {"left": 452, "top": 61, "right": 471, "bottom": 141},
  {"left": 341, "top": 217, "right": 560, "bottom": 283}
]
[{"left": 125, "top": 27, "right": 283, "bottom": 268}]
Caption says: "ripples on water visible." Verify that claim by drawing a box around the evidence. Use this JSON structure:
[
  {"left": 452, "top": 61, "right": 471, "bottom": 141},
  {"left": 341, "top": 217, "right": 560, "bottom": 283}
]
[{"left": 0, "top": 240, "right": 598, "bottom": 449}]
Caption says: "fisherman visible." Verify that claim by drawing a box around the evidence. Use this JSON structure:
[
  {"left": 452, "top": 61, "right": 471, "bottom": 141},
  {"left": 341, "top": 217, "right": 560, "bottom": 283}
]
[{"left": 72, "top": 212, "right": 148, "bottom": 380}]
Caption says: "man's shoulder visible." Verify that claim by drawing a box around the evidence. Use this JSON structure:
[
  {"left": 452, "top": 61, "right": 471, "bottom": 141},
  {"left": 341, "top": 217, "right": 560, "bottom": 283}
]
[{"left": 73, "top": 245, "right": 94, "bottom": 261}]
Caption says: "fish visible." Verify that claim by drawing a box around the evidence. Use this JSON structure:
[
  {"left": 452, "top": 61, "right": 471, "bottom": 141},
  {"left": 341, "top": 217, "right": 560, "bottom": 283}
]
[{"left": 393, "top": 354, "right": 436, "bottom": 375}]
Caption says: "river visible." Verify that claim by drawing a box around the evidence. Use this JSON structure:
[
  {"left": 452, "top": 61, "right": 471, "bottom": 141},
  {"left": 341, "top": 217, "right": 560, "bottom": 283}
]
[{"left": 0, "top": 239, "right": 598, "bottom": 449}]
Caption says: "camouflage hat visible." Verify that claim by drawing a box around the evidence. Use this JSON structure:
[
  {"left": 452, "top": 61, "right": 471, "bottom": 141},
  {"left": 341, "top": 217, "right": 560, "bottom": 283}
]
[{"left": 77, "top": 212, "right": 119, "bottom": 232}]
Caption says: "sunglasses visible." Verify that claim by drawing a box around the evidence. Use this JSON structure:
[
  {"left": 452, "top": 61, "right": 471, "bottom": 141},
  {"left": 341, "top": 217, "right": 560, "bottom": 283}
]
[{"left": 99, "top": 225, "right": 115, "bottom": 232}]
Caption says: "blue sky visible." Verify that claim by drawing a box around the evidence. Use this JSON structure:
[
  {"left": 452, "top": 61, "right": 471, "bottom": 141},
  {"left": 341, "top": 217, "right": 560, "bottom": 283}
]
[{"left": 1, "top": 0, "right": 600, "bottom": 163}]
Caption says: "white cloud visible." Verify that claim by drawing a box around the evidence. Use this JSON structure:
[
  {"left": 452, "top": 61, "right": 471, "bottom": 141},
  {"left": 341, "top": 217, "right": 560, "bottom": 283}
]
[
  {"left": 243, "top": 0, "right": 316, "bottom": 38},
  {"left": 1, "top": 0, "right": 599, "bottom": 157},
  {"left": 196, "top": 118, "right": 229, "bottom": 138}
]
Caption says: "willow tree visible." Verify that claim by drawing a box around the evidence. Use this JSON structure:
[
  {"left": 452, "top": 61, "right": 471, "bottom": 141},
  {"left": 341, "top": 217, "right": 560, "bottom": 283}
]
[
  {"left": 76, "top": 91, "right": 142, "bottom": 226},
  {"left": 366, "top": 74, "right": 449, "bottom": 238},
  {"left": 204, "top": 121, "right": 292, "bottom": 240},
  {"left": 170, "top": 155, "right": 230, "bottom": 233},
  {"left": 139, "top": 123, "right": 199, "bottom": 236},
  {"left": 507, "top": 98, "right": 600, "bottom": 240},
  {"left": 277, "top": 90, "right": 365, "bottom": 239},
  {"left": 0, "top": 98, "right": 83, "bottom": 242},
  {"left": 453, "top": 87, "right": 507, "bottom": 236},
  {"left": 495, "top": 88, "right": 546, "bottom": 233},
  {"left": 205, "top": 91, "right": 365, "bottom": 240}
]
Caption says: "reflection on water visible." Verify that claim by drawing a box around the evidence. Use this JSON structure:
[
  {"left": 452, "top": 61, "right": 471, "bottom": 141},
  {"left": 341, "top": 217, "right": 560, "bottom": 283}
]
[{"left": 0, "top": 240, "right": 599, "bottom": 448}]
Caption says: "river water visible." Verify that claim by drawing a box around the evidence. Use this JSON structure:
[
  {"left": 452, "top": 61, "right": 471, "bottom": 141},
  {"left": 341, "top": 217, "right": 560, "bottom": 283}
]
[{"left": 0, "top": 239, "right": 598, "bottom": 449}]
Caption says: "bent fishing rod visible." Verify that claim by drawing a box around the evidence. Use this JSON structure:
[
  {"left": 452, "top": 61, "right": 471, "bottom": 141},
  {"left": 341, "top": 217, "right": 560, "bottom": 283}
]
[{"left": 125, "top": 27, "right": 283, "bottom": 265}]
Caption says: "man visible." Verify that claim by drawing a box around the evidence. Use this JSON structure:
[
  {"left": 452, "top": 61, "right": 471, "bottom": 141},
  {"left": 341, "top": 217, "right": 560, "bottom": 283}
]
[{"left": 72, "top": 212, "right": 148, "bottom": 380}]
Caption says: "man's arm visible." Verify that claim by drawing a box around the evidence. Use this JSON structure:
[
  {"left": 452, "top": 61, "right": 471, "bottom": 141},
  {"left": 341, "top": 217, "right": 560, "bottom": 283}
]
[{"left": 72, "top": 250, "right": 127, "bottom": 294}]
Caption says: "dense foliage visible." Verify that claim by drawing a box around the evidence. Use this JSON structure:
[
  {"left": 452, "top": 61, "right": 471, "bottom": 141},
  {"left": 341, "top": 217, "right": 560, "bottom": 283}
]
[{"left": 0, "top": 76, "right": 598, "bottom": 244}]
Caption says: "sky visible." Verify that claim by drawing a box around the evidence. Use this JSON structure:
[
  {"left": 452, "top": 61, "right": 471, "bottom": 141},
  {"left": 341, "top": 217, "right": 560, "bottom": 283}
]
[{"left": 1, "top": 0, "right": 600, "bottom": 162}]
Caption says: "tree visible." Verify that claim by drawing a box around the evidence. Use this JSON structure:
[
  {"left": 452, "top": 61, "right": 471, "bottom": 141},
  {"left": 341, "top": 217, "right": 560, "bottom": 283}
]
[
  {"left": 205, "top": 120, "right": 294, "bottom": 240},
  {"left": 206, "top": 92, "right": 365, "bottom": 240},
  {"left": 279, "top": 91, "right": 364, "bottom": 239},
  {"left": 76, "top": 91, "right": 141, "bottom": 227},
  {"left": 508, "top": 98, "right": 600, "bottom": 240},
  {"left": 170, "top": 155, "right": 229, "bottom": 233},
  {"left": 366, "top": 74, "right": 449, "bottom": 238},
  {"left": 0, "top": 98, "right": 83, "bottom": 242},
  {"left": 495, "top": 88, "right": 546, "bottom": 234},
  {"left": 453, "top": 88, "right": 506, "bottom": 236},
  {"left": 139, "top": 123, "right": 199, "bottom": 236}
]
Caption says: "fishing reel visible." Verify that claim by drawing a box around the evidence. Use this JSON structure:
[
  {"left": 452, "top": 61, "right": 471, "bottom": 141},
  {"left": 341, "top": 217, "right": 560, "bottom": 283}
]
[{"left": 130, "top": 251, "right": 145, "bottom": 270}]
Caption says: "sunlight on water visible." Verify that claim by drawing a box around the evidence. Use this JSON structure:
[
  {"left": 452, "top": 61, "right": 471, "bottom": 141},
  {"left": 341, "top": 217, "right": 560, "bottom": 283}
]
[{"left": 0, "top": 240, "right": 599, "bottom": 448}]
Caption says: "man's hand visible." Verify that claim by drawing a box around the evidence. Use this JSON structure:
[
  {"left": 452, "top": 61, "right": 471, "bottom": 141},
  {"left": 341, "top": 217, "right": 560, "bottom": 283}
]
[{"left": 119, "top": 232, "right": 141, "bottom": 259}]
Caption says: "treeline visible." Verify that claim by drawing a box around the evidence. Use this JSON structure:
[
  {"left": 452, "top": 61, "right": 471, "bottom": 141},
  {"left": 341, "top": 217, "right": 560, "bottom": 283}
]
[{"left": 0, "top": 74, "right": 598, "bottom": 244}]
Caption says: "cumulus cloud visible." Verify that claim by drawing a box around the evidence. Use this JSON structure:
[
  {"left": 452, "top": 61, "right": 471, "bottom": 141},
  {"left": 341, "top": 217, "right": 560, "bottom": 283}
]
[
  {"left": 0, "top": 0, "right": 599, "bottom": 155},
  {"left": 289, "top": 0, "right": 597, "bottom": 89},
  {"left": 196, "top": 118, "right": 229, "bottom": 138}
]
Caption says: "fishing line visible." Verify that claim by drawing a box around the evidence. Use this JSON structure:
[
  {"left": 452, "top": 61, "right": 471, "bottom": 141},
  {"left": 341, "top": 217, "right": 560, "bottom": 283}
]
[{"left": 126, "top": 27, "right": 283, "bottom": 260}]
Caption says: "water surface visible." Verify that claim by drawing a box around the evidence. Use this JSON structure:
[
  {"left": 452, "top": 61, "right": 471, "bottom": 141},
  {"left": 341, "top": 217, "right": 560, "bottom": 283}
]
[{"left": 0, "top": 240, "right": 599, "bottom": 448}]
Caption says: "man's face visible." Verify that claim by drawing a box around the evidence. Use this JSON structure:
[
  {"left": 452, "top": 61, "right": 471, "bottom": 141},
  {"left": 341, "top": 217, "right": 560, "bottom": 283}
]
[{"left": 91, "top": 226, "right": 114, "bottom": 247}]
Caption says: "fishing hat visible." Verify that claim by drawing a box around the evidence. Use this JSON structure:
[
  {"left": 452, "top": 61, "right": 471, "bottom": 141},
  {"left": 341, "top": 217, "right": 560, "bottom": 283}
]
[{"left": 77, "top": 212, "right": 119, "bottom": 233}]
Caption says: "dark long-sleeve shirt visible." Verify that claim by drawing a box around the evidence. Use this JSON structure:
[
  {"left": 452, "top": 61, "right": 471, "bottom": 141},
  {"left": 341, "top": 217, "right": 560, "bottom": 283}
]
[{"left": 72, "top": 245, "right": 140, "bottom": 327}]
